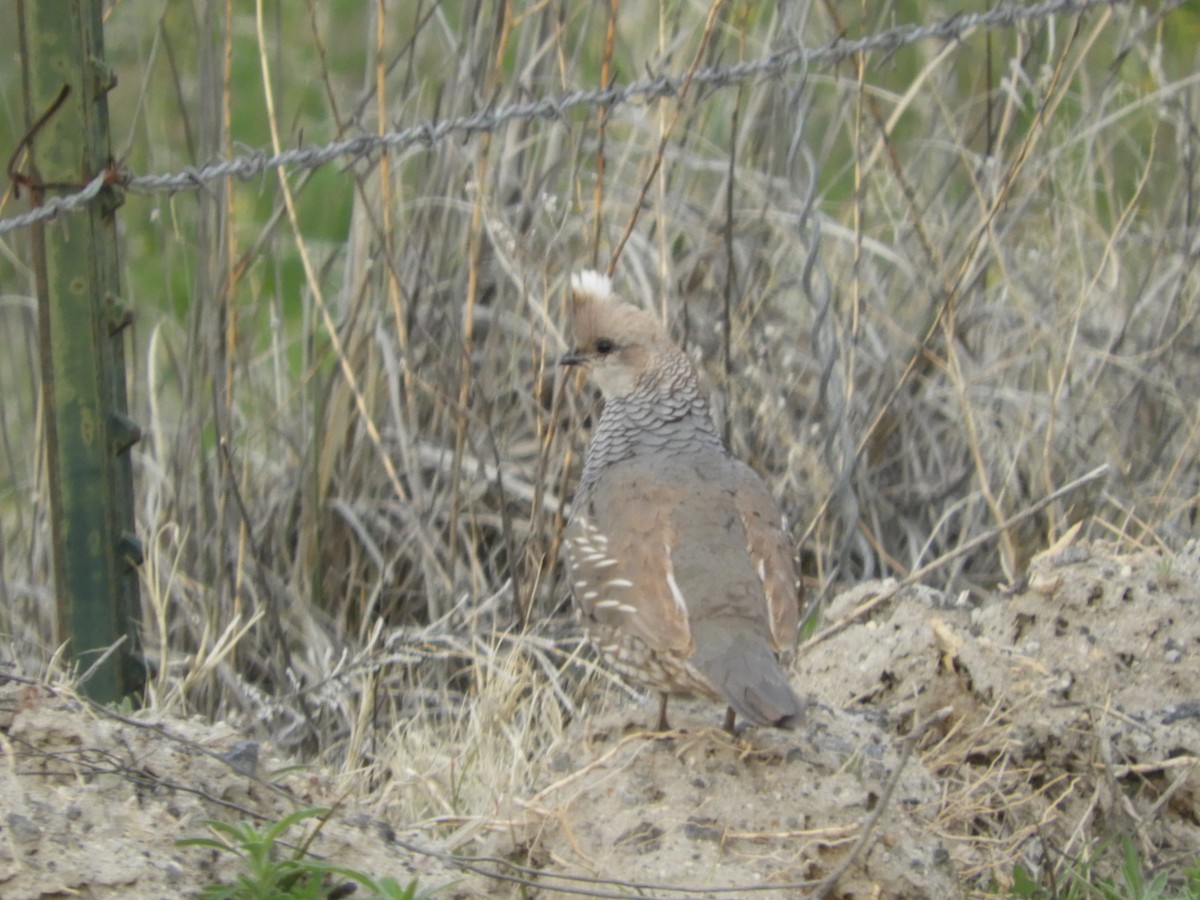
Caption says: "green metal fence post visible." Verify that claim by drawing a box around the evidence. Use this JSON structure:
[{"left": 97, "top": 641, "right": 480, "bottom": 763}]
[{"left": 17, "top": 0, "right": 144, "bottom": 702}]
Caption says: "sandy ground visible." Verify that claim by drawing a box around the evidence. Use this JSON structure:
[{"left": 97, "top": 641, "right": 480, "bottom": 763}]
[{"left": 2, "top": 538, "right": 1197, "bottom": 898}]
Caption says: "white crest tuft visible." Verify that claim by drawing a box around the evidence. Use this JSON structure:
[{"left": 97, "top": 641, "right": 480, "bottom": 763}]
[{"left": 570, "top": 269, "right": 613, "bottom": 301}]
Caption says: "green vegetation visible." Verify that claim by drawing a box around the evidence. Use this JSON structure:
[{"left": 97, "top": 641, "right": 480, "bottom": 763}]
[
  {"left": 1002, "top": 838, "right": 1200, "bottom": 899},
  {"left": 179, "top": 808, "right": 427, "bottom": 900}
]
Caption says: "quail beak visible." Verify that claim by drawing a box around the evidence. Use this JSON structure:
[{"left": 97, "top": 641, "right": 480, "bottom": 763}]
[{"left": 559, "top": 349, "right": 585, "bottom": 367}]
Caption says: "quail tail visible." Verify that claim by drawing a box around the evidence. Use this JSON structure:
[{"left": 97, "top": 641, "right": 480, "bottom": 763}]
[{"left": 692, "top": 628, "right": 804, "bottom": 729}]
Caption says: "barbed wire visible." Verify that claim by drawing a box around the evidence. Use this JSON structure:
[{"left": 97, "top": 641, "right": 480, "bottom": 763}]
[{"left": 0, "top": 0, "right": 1146, "bottom": 237}]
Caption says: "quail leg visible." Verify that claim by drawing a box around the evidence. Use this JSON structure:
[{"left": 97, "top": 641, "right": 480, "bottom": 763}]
[{"left": 656, "top": 693, "right": 671, "bottom": 731}]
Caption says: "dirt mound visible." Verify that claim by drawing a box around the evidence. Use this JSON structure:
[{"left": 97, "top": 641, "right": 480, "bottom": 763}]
[
  {"left": 797, "top": 539, "right": 1200, "bottom": 889},
  {"left": 0, "top": 681, "right": 477, "bottom": 899},
  {"left": 1, "top": 540, "right": 1196, "bottom": 897},
  {"left": 494, "top": 704, "right": 957, "bottom": 897}
]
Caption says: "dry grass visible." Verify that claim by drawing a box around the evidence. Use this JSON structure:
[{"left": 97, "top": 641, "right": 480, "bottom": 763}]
[{"left": 1, "top": 0, "right": 1198, "bottom": 888}]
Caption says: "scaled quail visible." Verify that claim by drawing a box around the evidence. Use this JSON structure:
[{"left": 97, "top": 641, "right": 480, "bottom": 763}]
[{"left": 561, "top": 270, "right": 805, "bottom": 731}]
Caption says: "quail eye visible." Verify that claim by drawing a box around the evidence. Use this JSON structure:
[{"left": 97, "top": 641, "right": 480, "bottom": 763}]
[{"left": 595, "top": 338, "right": 616, "bottom": 354}]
